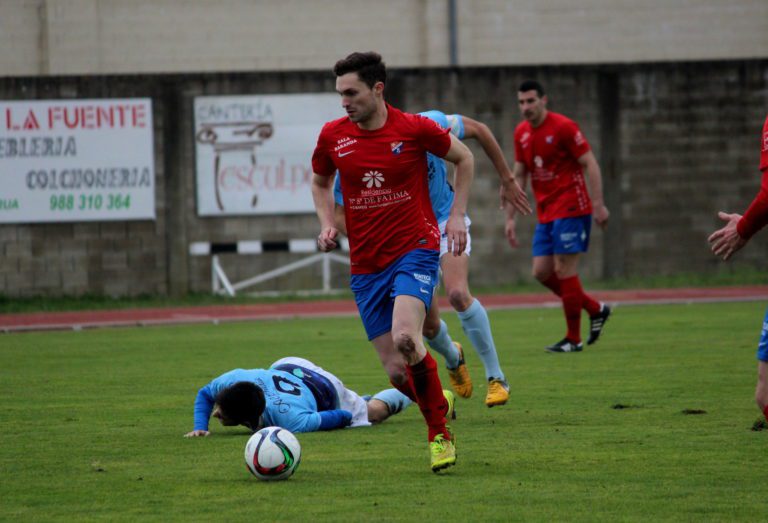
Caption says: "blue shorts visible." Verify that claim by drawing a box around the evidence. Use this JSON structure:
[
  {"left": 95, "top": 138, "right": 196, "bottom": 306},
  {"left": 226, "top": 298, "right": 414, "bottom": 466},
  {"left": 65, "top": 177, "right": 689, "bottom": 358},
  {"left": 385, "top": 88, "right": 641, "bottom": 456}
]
[
  {"left": 532, "top": 215, "right": 592, "bottom": 257},
  {"left": 350, "top": 249, "right": 439, "bottom": 340},
  {"left": 757, "top": 307, "right": 768, "bottom": 362}
]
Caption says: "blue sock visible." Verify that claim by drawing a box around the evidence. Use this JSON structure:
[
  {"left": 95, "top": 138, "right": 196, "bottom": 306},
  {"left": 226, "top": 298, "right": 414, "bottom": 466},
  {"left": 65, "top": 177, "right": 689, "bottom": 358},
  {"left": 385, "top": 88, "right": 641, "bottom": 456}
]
[
  {"left": 424, "top": 319, "right": 460, "bottom": 369},
  {"left": 371, "top": 388, "right": 413, "bottom": 415},
  {"left": 458, "top": 299, "right": 505, "bottom": 382}
]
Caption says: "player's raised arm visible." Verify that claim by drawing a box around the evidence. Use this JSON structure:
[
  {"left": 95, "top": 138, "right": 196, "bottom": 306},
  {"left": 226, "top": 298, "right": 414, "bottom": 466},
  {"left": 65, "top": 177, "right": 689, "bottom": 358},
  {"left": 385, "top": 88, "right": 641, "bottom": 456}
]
[
  {"left": 462, "top": 116, "right": 531, "bottom": 216},
  {"left": 577, "top": 150, "right": 610, "bottom": 228},
  {"left": 311, "top": 173, "right": 339, "bottom": 252},
  {"left": 442, "top": 134, "right": 474, "bottom": 256}
]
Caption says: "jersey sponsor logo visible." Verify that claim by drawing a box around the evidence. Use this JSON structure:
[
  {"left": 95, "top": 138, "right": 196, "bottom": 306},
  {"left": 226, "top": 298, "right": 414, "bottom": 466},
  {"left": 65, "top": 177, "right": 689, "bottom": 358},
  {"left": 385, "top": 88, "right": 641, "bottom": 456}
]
[
  {"left": 391, "top": 141, "right": 403, "bottom": 155},
  {"left": 412, "top": 272, "right": 432, "bottom": 285},
  {"left": 334, "top": 137, "right": 358, "bottom": 152},
  {"left": 763, "top": 131, "right": 768, "bottom": 152},
  {"left": 338, "top": 149, "right": 356, "bottom": 157},
  {"left": 362, "top": 170, "right": 385, "bottom": 188}
]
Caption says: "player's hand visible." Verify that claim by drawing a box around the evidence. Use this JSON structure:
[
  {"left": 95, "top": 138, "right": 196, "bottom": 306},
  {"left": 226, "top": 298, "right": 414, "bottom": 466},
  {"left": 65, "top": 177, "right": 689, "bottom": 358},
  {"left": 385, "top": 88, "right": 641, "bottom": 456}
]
[
  {"left": 445, "top": 213, "right": 467, "bottom": 256},
  {"left": 708, "top": 211, "right": 747, "bottom": 261},
  {"left": 500, "top": 180, "right": 531, "bottom": 216},
  {"left": 317, "top": 227, "right": 339, "bottom": 252},
  {"left": 504, "top": 218, "right": 519, "bottom": 249},
  {"left": 593, "top": 203, "right": 610, "bottom": 229},
  {"left": 184, "top": 430, "right": 210, "bottom": 438}
]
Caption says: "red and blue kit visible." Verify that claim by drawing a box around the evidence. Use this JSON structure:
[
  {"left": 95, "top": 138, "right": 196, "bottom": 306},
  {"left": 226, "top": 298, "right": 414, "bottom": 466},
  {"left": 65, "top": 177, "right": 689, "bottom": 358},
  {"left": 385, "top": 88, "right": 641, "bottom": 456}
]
[
  {"left": 514, "top": 112, "right": 592, "bottom": 224},
  {"left": 737, "top": 115, "right": 768, "bottom": 240},
  {"left": 312, "top": 105, "right": 451, "bottom": 274}
]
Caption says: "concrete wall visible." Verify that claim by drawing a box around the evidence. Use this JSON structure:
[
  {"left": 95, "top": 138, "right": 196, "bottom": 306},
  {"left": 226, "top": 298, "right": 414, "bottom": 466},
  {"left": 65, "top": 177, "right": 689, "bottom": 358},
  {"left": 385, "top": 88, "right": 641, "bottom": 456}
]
[
  {"left": 2, "top": 0, "right": 767, "bottom": 77},
  {"left": 1, "top": 60, "right": 766, "bottom": 297}
]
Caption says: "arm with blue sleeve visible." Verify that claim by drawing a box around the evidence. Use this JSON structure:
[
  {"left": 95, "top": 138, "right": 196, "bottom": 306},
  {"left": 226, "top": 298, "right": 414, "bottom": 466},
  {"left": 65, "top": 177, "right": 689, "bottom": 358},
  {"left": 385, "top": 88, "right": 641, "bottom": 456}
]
[
  {"left": 332, "top": 172, "right": 347, "bottom": 235},
  {"left": 192, "top": 384, "right": 217, "bottom": 431},
  {"left": 318, "top": 409, "right": 353, "bottom": 430}
]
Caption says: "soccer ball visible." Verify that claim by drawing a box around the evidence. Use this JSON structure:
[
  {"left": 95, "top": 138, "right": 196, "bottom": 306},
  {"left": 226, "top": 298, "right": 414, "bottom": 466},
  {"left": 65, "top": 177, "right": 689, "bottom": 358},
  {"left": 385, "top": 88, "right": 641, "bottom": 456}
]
[{"left": 244, "top": 426, "right": 301, "bottom": 481}]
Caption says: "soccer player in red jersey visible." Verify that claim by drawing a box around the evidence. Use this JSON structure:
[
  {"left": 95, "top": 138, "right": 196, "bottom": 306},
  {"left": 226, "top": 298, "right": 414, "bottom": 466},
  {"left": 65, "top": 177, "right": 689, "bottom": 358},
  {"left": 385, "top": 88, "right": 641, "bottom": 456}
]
[
  {"left": 708, "top": 114, "right": 768, "bottom": 428},
  {"left": 504, "top": 80, "right": 611, "bottom": 353},
  {"left": 311, "top": 52, "right": 487, "bottom": 472}
]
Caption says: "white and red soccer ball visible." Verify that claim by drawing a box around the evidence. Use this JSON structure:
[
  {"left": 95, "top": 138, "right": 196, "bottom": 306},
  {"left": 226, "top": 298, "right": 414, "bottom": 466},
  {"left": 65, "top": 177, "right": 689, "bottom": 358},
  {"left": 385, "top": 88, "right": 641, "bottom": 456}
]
[{"left": 244, "top": 426, "right": 301, "bottom": 481}]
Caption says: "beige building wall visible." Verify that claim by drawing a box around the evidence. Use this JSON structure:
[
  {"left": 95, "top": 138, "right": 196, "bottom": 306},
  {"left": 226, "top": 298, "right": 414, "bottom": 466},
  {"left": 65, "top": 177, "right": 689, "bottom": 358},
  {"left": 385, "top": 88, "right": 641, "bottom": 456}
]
[{"left": 2, "top": 0, "right": 767, "bottom": 76}]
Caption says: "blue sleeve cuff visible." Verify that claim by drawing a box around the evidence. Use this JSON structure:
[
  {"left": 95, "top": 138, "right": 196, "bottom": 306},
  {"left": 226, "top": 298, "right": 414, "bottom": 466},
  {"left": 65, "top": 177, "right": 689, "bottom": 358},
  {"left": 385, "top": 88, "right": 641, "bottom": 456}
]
[{"left": 317, "top": 409, "right": 353, "bottom": 431}]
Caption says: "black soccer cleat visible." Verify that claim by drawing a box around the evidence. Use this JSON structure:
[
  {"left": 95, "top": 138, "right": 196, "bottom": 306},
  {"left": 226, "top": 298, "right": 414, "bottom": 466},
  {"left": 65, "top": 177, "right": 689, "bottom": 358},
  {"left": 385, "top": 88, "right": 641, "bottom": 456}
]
[
  {"left": 545, "top": 338, "right": 583, "bottom": 353},
  {"left": 587, "top": 304, "right": 612, "bottom": 345}
]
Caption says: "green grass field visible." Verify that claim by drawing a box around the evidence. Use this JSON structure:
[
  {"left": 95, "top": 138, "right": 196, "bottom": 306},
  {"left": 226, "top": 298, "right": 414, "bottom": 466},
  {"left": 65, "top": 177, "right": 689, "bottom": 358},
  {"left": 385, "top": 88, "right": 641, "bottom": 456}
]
[{"left": 1, "top": 302, "right": 765, "bottom": 521}]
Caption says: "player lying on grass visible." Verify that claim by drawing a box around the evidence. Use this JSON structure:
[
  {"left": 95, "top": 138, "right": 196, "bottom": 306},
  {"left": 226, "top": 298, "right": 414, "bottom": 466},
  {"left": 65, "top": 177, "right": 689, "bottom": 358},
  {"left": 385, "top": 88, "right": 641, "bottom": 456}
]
[{"left": 184, "top": 357, "right": 455, "bottom": 436}]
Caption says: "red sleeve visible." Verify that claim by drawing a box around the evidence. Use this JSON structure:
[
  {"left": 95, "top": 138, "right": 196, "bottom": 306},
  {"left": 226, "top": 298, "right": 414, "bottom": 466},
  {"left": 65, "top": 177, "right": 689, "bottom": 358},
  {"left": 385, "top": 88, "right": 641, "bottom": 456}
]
[
  {"left": 417, "top": 115, "right": 451, "bottom": 158},
  {"left": 736, "top": 170, "right": 768, "bottom": 239},
  {"left": 311, "top": 124, "right": 336, "bottom": 176},
  {"left": 560, "top": 119, "right": 591, "bottom": 159}
]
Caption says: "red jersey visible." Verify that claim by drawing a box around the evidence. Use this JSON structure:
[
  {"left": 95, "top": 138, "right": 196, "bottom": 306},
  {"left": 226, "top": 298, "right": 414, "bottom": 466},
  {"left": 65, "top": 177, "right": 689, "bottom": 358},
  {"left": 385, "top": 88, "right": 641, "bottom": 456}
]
[
  {"left": 312, "top": 105, "right": 451, "bottom": 274},
  {"left": 514, "top": 112, "right": 592, "bottom": 223},
  {"left": 736, "top": 115, "right": 768, "bottom": 239}
]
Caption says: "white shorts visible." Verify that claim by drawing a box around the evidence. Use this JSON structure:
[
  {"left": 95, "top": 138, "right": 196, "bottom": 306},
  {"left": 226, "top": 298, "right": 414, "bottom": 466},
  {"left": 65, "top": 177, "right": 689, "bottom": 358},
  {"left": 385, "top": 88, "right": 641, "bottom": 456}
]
[
  {"left": 438, "top": 215, "right": 472, "bottom": 258},
  {"left": 270, "top": 357, "right": 371, "bottom": 428}
]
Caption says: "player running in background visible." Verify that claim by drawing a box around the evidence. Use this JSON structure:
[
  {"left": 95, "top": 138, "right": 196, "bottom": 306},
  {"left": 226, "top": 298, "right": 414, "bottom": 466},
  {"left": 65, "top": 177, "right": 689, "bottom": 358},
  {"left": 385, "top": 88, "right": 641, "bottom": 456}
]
[
  {"left": 312, "top": 51, "right": 488, "bottom": 472},
  {"left": 708, "top": 114, "right": 768, "bottom": 428},
  {"left": 333, "top": 110, "right": 531, "bottom": 407},
  {"left": 184, "top": 357, "right": 455, "bottom": 436},
  {"left": 504, "top": 80, "right": 612, "bottom": 353}
]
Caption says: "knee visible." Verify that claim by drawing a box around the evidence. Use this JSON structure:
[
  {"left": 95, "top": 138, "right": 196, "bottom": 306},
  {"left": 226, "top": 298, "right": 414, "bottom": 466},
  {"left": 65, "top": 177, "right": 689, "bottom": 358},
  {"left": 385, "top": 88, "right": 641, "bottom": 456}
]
[
  {"left": 447, "top": 287, "right": 472, "bottom": 312},
  {"left": 393, "top": 332, "right": 418, "bottom": 361},
  {"left": 366, "top": 399, "right": 389, "bottom": 424},
  {"left": 422, "top": 314, "right": 440, "bottom": 339},
  {"left": 532, "top": 266, "right": 550, "bottom": 282}
]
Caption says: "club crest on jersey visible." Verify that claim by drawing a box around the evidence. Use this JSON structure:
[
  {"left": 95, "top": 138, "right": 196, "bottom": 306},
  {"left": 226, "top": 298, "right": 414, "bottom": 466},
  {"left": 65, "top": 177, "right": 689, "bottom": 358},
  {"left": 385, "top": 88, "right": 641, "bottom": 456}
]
[
  {"left": 546, "top": 135, "right": 554, "bottom": 144},
  {"left": 391, "top": 141, "right": 403, "bottom": 155},
  {"left": 362, "top": 170, "right": 385, "bottom": 188}
]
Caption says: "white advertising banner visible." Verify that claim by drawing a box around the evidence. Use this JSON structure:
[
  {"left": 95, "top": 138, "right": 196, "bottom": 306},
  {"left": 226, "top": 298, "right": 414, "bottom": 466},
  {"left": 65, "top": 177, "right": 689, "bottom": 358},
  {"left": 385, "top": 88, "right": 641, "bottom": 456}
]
[
  {"left": 194, "top": 93, "right": 342, "bottom": 216},
  {"left": 0, "top": 98, "right": 155, "bottom": 223}
]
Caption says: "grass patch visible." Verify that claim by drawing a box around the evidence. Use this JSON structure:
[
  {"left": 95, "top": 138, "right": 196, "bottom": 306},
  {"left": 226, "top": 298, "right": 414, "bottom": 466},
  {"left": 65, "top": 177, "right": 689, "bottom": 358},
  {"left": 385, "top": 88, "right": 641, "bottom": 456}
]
[{"left": 1, "top": 302, "right": 765, "bottom": 520}]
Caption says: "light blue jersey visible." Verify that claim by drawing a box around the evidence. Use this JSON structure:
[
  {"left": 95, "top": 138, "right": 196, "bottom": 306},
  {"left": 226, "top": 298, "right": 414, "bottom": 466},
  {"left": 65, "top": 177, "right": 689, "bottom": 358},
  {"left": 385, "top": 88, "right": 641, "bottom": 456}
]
[
  {"left": 193, "top": 367, "right": 336, "bottom": 434},
  {"left": 333, "top": 110, "right": 465, "bottom": 223}
]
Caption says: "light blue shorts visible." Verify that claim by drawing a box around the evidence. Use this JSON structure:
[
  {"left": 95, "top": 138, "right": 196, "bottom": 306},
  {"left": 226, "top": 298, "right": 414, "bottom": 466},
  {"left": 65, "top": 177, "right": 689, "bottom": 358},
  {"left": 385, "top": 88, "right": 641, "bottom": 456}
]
[{"left": 350, "top": 249, "right": 439, "bottom": 340}]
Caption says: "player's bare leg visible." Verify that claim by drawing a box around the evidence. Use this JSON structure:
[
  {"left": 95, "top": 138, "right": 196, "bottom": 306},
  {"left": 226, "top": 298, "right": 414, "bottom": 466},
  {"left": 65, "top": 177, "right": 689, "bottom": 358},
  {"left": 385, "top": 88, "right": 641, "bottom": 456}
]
[
  {"left": 392, "top": 295, "right": 455, "bottom": 472},
  {"left": 442, "top": 253, "right": 505, "bottom": 405},
  {"left": 423, "top": 291, "right": 472, "bottom": 399},
  {"left": 755, "top": 361, "right": 768, "bottom": 429}
]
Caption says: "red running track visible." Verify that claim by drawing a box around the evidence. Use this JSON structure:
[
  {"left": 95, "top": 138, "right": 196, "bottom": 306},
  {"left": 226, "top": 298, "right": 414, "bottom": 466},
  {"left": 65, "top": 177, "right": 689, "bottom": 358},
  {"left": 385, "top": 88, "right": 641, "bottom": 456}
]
[{"left": 2, "top": 286, "right": 767, "bottom": 334}]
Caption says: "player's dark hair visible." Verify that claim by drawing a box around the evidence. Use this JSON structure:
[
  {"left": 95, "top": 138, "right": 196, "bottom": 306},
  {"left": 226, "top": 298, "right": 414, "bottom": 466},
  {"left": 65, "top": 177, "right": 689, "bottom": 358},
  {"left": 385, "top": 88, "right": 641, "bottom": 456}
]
[
  {"left": 215, "top": 381, "right": 266, "bottom": 430},
  {"left": 333, "top": 51, "right": 386, "bottom": 88},
  {"left": 519, "top": 80, "right": 545, "bottom": 97}
]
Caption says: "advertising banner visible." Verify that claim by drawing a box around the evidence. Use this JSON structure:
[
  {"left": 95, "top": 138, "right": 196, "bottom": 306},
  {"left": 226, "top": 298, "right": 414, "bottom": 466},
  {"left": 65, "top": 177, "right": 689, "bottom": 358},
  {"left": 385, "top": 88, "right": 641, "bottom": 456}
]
[
  {"left": 194, "top": 93, "right": 341, "bottom": 216},
  {"left": 0, "top": 98, "right": 155, "bottom": 223}
]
